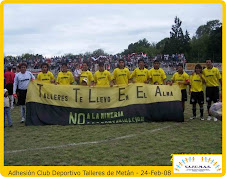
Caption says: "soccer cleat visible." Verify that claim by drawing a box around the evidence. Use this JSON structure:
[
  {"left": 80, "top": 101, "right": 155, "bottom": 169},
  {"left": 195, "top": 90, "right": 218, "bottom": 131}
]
[
  {"left": 214, "top": 117, "right": 218, "bottom": 122},
  {"left": 200, "top": 117, "right": 204, "bottom": 121},
  {"left": 21, "top": 117, "right": 25, "bottom": 123},
  {"left": 190, "top": 116, "right": 196, "bottom": 120},
  {"left": 207, "top": 116, "right": 212, "bottom": 121}
]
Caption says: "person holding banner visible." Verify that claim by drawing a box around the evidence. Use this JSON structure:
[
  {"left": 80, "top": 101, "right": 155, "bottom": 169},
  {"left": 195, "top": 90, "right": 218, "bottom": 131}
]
[
  {"left": 202, "top": 59, "right": 222, "bottom": 121},
  {"left": 37, "top": 63, "right": 55, "bottom": 84},
  {"left": 149, "top": 60, "right": 166, "bottom": 85},
  {"left": 189, "top": 64, "right": 205, "bottom": 120},
  {"left": 94, "top": 62, "right": 113, "bottom": 87},
  {"left": 171, "top": 64, "right": 190, "bottom": 112},
  {"left": 56, "top": 63, "right": 74, "bottom": 85},
  {"left": 13, "top": 63, "right": 35, "bottom": 123},
  {"left": 79, "top": 62, "right": 94, "bottom": 86},
  {"left": 112, "top": 59, "right": 131, "bottom": 86},
  {"left": 130, "top": 59, "right": 149, "bottom": 83}
]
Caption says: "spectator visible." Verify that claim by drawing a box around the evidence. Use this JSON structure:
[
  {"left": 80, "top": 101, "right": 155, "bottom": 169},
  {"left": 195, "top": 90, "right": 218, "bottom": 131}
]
[
  {"left": 4, "top": 89, "right": 13, "bottom": 127},
  {"left": 4, "top": 67, "right": 15, "bottom": 109}
]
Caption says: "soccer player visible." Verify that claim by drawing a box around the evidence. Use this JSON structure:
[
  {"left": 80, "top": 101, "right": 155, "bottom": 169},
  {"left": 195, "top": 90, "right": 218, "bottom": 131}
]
[
  {"left": 79, "top": 62, "right": 94, "bottom": 86},
  {"left": 171, "top": 64, "right": 190, "bottom": 112},
  {"left": 4, "top": 66, "right": 15, "bottom": 109},
  {"left": 202, "top": 59, "right": 222, "bottom": 121},
  {"left": 189, "top": 64, "right": 205, "bottom": 120},
  {"left": 149, "top": 60, "right": 166, "bottom": 85},
  {"left": 130, "top": 59, "right": 149, "bottom": 83},
  {"left": 94, "top": 62, "right": 113, "bottom": 87},
  {"left": 37, "top": 63, "right": 55, "bottom": 84},
  {"left": 13, "top": 63, "right": 35, "bottom": 123},
  {"left": 56, "top": 63, "right": 74, "bottom": 85},
  {"left": 112, "top": 59, "right": 130, "bottom": 86}
]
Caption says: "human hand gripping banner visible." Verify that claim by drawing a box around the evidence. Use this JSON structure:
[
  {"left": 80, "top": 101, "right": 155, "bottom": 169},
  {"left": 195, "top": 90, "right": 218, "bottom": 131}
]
[{"left": 25, "top": 80, "right": 184, "bottom": 126}]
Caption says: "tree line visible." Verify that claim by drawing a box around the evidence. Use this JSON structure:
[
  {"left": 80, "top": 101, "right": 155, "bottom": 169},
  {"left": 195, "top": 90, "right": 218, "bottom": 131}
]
[{"left": 122, "top": 17, "right": 222, "bottom": 63}]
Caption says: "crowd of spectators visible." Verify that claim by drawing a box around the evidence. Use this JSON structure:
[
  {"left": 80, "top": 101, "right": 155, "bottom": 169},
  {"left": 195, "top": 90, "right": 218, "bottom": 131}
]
[{"left": 4, "top": 53, "right": 186, "bottom": 74}]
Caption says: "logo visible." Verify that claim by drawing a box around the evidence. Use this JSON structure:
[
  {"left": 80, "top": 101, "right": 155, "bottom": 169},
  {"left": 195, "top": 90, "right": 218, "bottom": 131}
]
[{"left": 173, "top": 155, "right": 222, "bottom": 173}]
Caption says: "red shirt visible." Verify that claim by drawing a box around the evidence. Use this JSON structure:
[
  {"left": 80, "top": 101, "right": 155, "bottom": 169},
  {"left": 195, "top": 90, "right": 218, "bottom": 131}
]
[{"left": 4, "top": 72, "right": 15, "bottom": 84}]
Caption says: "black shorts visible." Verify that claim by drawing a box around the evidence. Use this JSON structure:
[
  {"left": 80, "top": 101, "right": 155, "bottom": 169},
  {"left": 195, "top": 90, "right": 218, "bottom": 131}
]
[
  {"left": 190, "top": 91, "right": 204, "bottom": 105},
  {"left": 18, "top": 89, "right": 27, "bottom": 105},
  {"left": 206, "top": 87, "right": 219, "bottom": 103},
  {"left": 5, "top": 83, "right": 13, "bottom": 95},
  {"left": 181, "top": 89, "right": 187, "bottom": 102}
]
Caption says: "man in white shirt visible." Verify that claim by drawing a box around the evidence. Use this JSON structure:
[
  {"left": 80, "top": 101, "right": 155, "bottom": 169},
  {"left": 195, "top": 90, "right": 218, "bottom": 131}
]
[{"left": 13, "top": 63, "right": 35, "bottom": 123}]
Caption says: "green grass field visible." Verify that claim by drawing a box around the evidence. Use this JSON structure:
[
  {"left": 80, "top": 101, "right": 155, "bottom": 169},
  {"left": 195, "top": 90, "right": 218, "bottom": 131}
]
[{"left": 4, "top": 75, "right": 222, "bottom": 166}]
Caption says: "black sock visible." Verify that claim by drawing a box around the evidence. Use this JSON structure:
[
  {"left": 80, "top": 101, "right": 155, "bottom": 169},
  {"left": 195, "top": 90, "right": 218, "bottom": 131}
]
[
  {"left": 200, "top": 104, "right": 204, "bottom": 117},
  {"left": 207, "top": 102, "right": 211, "bottom": 116},
  {"left": 192, "top": 104, "right": 196, "bottom": 117}
]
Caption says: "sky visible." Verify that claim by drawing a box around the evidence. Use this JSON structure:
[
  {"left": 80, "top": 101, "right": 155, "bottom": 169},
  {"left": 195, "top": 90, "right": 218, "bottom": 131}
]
[{"left": 4, "top": 4, "right": 222, "bottom": 57}]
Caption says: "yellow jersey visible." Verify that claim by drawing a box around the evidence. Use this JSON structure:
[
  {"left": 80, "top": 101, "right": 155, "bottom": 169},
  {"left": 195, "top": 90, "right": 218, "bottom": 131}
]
[
  {"left": 190, "top": 73, "right": 205, "bottom": 92},
  {"left": 149, "top": 68, "right": 166, "bottom": 85},
  {"left": 56, "top": 71, "right": 74, "bottom": 85},
  {"left": 94, "top": 70, "right": 112, "bottom": 86},
  {"left": 202, "top": 67, "right": 221, "bottom": 87},
  {"left": 37, "top": 71, "right": 55, "bottom": 84},
  {"left": 112, "top": 68, "right": 130, "bottom": 85},
  {"left": 79, "top": 70, "right": 94, "bottom": 85},
  {"left": 171, "top": 72, "right": 189, "bottom": 90},
  {"left": 130, "top": 68, "right": 149, "bottom": 83}
]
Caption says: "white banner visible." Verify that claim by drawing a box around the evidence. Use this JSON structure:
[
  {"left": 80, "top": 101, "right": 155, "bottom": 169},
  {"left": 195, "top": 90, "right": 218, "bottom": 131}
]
[{"left": 173, "top": 154, "right": 222, "bottom": 173}]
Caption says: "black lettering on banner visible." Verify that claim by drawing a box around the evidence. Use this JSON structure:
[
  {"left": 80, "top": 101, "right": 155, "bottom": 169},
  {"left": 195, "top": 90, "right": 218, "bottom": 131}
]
[
  {"left": 119, "top": 87, "right": 125, "bottom": 101},
  {"left": 37, "top": 83, "right": 43, "bottom": 97},
  {"left": 73, "top": 88, "right": 80, "bottom": 102},
  {"left": 137, "top": 86, "right": 143, "bottom": 98},
  {"left": 89, "top": 89, "right": 95, "bottom": 103},
  {"left": 155, "top": 86, "right": 161, "bottom": 96}
]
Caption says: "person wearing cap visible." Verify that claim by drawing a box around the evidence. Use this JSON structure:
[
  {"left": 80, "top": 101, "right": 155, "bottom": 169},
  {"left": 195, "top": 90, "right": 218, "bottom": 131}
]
[
  {"left": 79, "top": 62, "right": 94, "bottom": 86},
  {"left": 94, "top": 62, "right": 113, "bottom": 87},
  {"left": 56, "top": 63, "right": 74, "bottom": 85},
  {"left": 4, "top": 89, "right": 13, "bottom": 127},
  {"left": 149, "top": 60, "right": 166, "bottom": 85},
  {"left": 37, "top": 63, "right": 55, "bottom": 84},
  {"left": 130, "top": 59, "right": 149, "bottom": 83},
  {"left": 171, "top": 63, "right": 190, "bottom": 112},
  {"left": 112, "top": 59, "right": 131, "bottom": 86},
  {"left": 81, "top": 78, "right": 88, "bottom": 86}
]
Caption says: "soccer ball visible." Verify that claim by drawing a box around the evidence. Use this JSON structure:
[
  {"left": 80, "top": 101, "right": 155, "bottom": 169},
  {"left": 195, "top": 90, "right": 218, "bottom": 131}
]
[{"left": 210, "top": 102, "right": 222, "bottom": 121}]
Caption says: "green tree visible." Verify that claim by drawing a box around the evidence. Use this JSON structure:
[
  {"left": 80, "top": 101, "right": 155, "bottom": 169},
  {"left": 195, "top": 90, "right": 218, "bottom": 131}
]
[
  {"left": 92, "top": 49, "right": 107, "bottom": 56},
  {"left": 207, "top": 26, "right": 222, "bottom": 62},
  {"left": 187, "top": 20, "right": 222, "bottom": 63},
  {"left": 163, "top": 16, "right": 190, "bottom": 55},
  {"left": 196, "top": 20, "right": 222, "bottom": 39}
]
